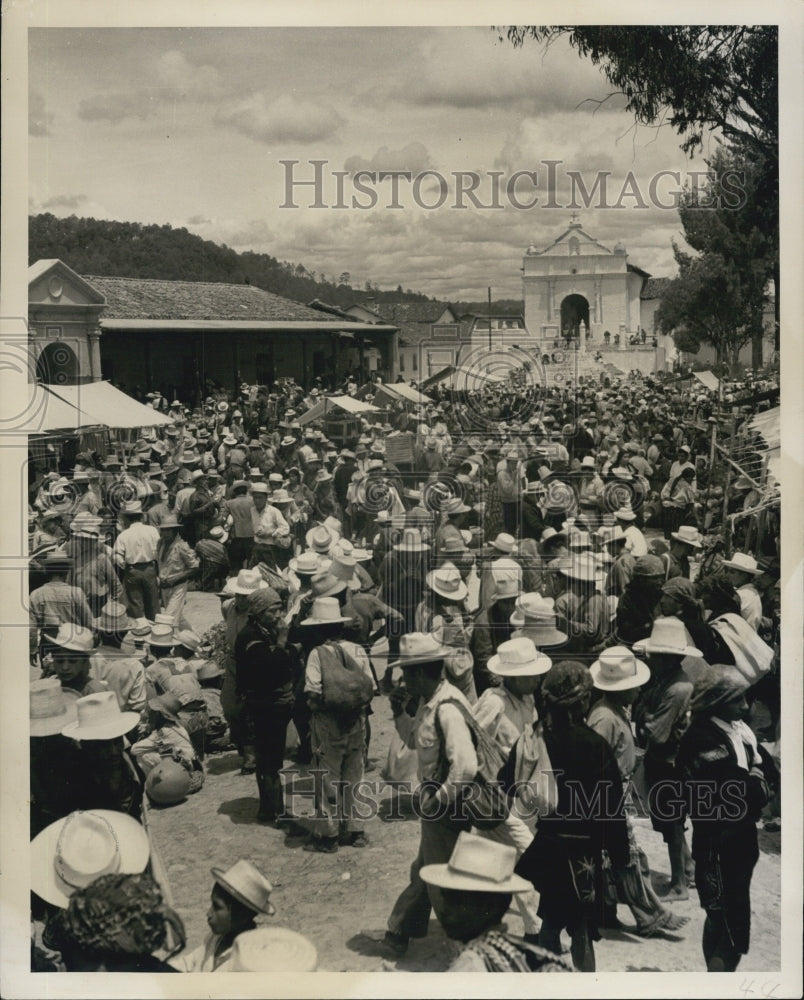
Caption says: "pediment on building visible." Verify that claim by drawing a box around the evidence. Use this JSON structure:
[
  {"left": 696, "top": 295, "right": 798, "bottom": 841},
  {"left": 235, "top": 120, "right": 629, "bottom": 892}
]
[
  {"left": 28, "top": 259, "right": 106, "bottom": 309},
  {"left": 528, "top": 223, "right": 617, "bottom": 258}
]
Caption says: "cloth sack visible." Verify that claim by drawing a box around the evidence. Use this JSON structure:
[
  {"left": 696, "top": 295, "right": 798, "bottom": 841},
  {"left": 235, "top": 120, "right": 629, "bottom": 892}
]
[
  {"left": 318, "top": 641, "right": 374, "bottom": 718},
  {"left": 510, "top": 722, "right": 559, "bottom": 820},
  {"left": 434, "top": 698, "right": 509, "bottom": 830},
  {"left": 709, "top": 612, "right": 774, "bottom": 685}
]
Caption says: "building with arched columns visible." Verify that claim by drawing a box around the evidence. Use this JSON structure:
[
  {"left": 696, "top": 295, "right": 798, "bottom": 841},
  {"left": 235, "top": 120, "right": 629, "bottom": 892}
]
[{"left": 522, "top": 217, "right": 651, "bottom": 350}]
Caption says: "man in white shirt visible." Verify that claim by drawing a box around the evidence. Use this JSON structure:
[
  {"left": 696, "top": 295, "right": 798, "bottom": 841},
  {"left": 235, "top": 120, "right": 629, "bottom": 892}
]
[
  {"left": 722, "top": 552, "right": 764, "bottom": 630},
  {"left": 377, "top": 634, "right": 478, "bottom": 957},
  {"left": 113, "top": 500, "right": 161, "bottom": 618},
  {"left": 250, "top": 482, "right": 290, "bottom": 565},
  {"left": 614, "top": 505, "right": 648, "bottom": 557}
]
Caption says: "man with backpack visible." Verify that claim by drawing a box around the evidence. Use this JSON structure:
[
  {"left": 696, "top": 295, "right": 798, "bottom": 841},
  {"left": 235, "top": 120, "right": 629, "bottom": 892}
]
[
  {"left": 302, "top": 597, "right": 375, "bottom": 853},
  {"left": 372, "top": 633, "right": 480, "bottom": 958}
]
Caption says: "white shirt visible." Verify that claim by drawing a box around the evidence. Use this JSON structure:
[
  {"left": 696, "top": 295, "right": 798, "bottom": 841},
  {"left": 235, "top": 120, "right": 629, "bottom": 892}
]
[
  {"left": 252, "top": 504, "right": 290, "bottom": 540},
  {"left": 737, "top": 583, "right": 763, "bottom": 630},
  {"left": 114, "top": 521, "right": 160, "bottom": 567},
  {"left": 623, "top": 523, "right": 648, "bottom": 557}
]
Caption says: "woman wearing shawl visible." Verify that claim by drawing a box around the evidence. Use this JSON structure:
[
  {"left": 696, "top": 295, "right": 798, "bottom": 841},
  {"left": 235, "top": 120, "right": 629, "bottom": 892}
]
[
  {"left": 677, "top": 665, "right": 771, "bottom": 971},
  {"left": 512, "top": 661, "right": 629, "bottom": 971}
]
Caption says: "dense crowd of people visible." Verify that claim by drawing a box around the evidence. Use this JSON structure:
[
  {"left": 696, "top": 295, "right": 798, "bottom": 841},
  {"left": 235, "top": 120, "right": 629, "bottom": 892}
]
[{"left": 28, "top": 368, "right": 781, "bottom": 973}]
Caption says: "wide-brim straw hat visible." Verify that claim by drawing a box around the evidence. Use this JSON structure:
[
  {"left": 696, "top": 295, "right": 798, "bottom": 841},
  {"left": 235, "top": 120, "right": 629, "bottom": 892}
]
[
  {"left": 30, "top": 679, "right": 80, "bottom": 737},
  {"left": 590, "top": 646, "right": 651, "bottom": 691},
  {"left": 488, "top": 637, "right": 552, "bottom": 677},
  {"left": 93, "top": 601, "right": 135, "bottom": 634},
  {"left": 229, "top": 927, "right": 317, "bottom": 972},
  {"left": 61, "top": 691, "right": 141, "bottom": 741},
  {"left": 721, "top": 551, "right": 761, "bottom": 575},
  {"left": 632, "top": 616, "right": 703, "bottom": 658},
  {"left": 394, "top": 528, "right": 430, "bottom": 553},
  {"left": 389, "top": 632, "right": 450, "bottom": 668},
  {"left": 420, "top": 831, "right": 530, "bottom": 893},
  {"left": 300, "top": 595, "right": 352, "bottom": 626},
  {"left": 211, "top": 859, "right": 276, "bottom": 915},
  {"left": 31, "top": 809, "right": 150, "bottom": 908},
  {"left": 671, "top": 525, "right": 703, "bottom": 548},
  {"left": 426, "top": 564, "right": 469, "bottom": 602},
  {"left": 225, "top": 569, "right": 270, "bottom": 595}
]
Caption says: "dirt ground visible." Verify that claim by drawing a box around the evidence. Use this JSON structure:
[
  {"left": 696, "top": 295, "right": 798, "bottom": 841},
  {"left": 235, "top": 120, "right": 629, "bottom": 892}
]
[{"left": 145, "top": 591, "right": 782, "bottom": 975}]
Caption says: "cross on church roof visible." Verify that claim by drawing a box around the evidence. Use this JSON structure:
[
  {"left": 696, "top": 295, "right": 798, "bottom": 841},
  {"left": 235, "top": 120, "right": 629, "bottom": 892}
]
[{"left": 569, "top": 212, "right": 580, "bottom": 225}]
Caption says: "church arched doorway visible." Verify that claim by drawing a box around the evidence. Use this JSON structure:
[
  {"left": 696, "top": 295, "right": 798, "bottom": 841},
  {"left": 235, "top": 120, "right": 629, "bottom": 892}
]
[
  {"left": 560, "top": 294, "right": 589, "bottom": 343},
  {"left": 36, "top": 341, "right": 80, "bottom": 385}
]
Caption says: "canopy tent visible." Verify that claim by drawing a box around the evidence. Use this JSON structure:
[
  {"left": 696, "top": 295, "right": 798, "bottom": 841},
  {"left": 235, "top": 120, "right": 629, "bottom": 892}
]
[
  {"left": 441, "top": 366, "right": 507, "bottom": 391},
  {"left": 16, "top": 385, "right": 85, "bottom": 435},
  {"left": 368, "top": 382, "right": 432, "bottom": 407},
  {"left": 692, "top": 370, "right": 721, "bottom": 392},
  {"left": 748, "top": 406, "right": 780, "bottom": 452},
  {"left": 45, "top": 381, "right": 175, "bottom": 429},
  {"left": 297, "top": 394, "right": 379, "bottom": 427}
]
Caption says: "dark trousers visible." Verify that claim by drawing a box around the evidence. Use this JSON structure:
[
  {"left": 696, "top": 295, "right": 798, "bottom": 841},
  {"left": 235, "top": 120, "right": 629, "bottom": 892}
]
[
  {"left": 228, "top": 537, "right": 253, "bottom": 572},
  {"left": 123, "top": 563, "right": 160, "bottom": 619},
  {"left": 251, "top": 700, "right": 293, "bottom": 820},
  {"left": 501, "top": 501, "right": 519, "bottom": 536}
]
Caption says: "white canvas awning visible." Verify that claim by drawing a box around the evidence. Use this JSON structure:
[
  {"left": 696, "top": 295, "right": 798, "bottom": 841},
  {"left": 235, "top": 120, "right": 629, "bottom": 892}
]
[
  {"left": 370, "top": 382, "right": 432, "bottom": 406},
  {"left": 748, "top": 406, "right": 780, "bottom": 452},
  {"left": 297, "top": 394, "right": 379, "bottom": 426},
  {"left": 19, "top": 381, "right": 175, "bottom": 433},
  {"left": 693, "top": 370, "right": 721, "bottom": 392},
  {"left": 46, "top": 381, "right": 175, "bottom": 429}
]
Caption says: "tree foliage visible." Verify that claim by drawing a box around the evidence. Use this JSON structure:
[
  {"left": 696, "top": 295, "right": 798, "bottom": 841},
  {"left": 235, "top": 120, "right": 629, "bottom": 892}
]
[
  {"left": 656, "top": 146, "right": 772, "bottom": 370},
  {"left": 501, "top": 26, "right": 777, "bottom": 159}
]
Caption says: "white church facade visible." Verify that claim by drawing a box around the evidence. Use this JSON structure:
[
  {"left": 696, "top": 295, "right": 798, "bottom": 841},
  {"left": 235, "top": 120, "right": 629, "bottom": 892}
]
[{"left": 522, "top": 216, "right": 653, "bottom": 349}]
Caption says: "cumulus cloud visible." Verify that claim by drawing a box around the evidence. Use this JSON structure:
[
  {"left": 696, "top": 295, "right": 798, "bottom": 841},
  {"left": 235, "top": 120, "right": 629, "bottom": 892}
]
[
  {"left": 156, "top": 50, "right": 224, "bottom": 100},
  {"left": 344, "top": 142, "right": 433, "bottom": 176},
  {"left": 214, "top": 93, "right": 345, "bottom": 144},
  {"left": 78, "top": 49, "right": 225, "bottom": 122},
  {"left": 29, "top": 90, "right": 54, "bottom": 137},
  {"left": 368, "top": 29, "right": 626, "bottom": 116},
  {"left": 187, "top": 214, "right": 212, "bottom": 225},
  {"left": 221, "top": 218, "right": 276, "bottom": 248}
]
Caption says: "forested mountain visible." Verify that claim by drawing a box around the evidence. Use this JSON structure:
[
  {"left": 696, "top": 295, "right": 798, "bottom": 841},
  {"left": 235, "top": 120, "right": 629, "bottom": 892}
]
[
  {"left": 28, "top": 213, "right": 524, "bottom": 316},
  {"left": 28, "top": 214, "right": 431, "bottom": 309}
]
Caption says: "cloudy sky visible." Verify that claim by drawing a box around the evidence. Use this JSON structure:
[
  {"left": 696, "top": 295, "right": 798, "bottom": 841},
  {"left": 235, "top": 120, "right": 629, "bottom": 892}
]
[{"left": 28, "top": 26, "right": 717, "bottom": 301}]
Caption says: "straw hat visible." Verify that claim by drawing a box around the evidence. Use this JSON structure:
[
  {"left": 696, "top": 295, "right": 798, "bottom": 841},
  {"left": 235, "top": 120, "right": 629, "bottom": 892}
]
[
  {"left": 289, "top": 551, "right": 325, "bottom": 576},
  {"left": 328, "top": 553, "right": 362, "bottom": 590},
  {"left": 426, "top": 562, "right": 469, "bottom": 602},
  {"left": 50, "top": 623, "right": 94, "bottom": 653},
  {"left": 306, "top": 524, "right": 339, "bottom": 553},
  {"left": 309, "top": 572, "right": 346, "bottom": 598},
  {"left": 30, "top": 678, "right": 80, "bottom": 737},
  {"left": 488, "top": 637, "right": 552, "bottom": 677},
  {"left": 420, "top": 831, "right": 530, "bottom": 893},
  {"left": 721, "top": 551, "right": 761, "bottom": 575},
  {"left": 438, "top": 535, "right": 467, "bottom": 556},
  {"left": 557, "top": 552, "right": 598, "bottom": 582},
  {"left": 490, "top": 558, "right": 521, "bottom": 598},
  {"left": 394, "top": 527, "right": 430, "bottom": 553},
  {"left": 229, "top": 927, "right": 317, "bottom": 972},
  {"left": 633, "top": 616, "right": 703, "bottom": 658},
  {"left": 31, "top": 809, "right": 151, "bottom": 908},
  {"left": 332, "top": 539, "right": 372, "bottom": 562},
  {"left": 389, "top": 632, "right": 449, "bottom": 668},
  {"left": 509, "top": 593, "right": 568, "bottom": 648},
  {"left": 147, "top": 623, "right": 176, "bottom": 648},
  {"left": 596, "top": 525, "right": 627, "bottom": 547},
  {"left": 300, "top": 596, "right": 351, "bottom": 626},
  {"left": 62, "top": 691, "right": 140, "bottom": 741},
  {"left": 442, "top": 497, "right": 470, "bottom": 515},
  {"left": 93, "top": 600, "right": 135, "bottom": 634},
  {"left": 173, "top": 629, "right": 200, "bottom": 652},
  {"left": 590, "top": 646, "right": 650, "bottom": 691},
  {"left": 613, "top": 503, "right": 636, "bottom": 522},
  {"left": 197, "top": 660, "right": 224, "bottom": 681},
  {"left": 122, "top": 500, "right": 143, "bottom": 515},
  {"left": 489, "top": 532, "right": 516, "bottom": 555},
  {"left": 250, "top": 482, "right": 270, "bottom": 495},
  {"left": 225, "top": 568, "right": 269, "bottom": 595},
  {"left": 671, "top": 525, "right": 703, "bottom": 548},
  {"left": 270, "top": 489, "right": 293, "bottom": 505}
]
